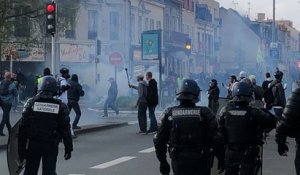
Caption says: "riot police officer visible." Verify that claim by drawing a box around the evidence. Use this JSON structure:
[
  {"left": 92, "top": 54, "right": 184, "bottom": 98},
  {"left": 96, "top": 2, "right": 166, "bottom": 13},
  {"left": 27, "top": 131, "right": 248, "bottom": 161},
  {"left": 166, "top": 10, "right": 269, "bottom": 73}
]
[
  {"left": 18, "top": 76, "right": 73, "bottom": 175},
  {"left": 154, "top": 79, "right": 225, "bottom": 175},
  {"left": 276, "top": 88, "right": 300, "bottom": 174},
  {"left": 218, "top": 81, "right": 276, "bottom": 175}
]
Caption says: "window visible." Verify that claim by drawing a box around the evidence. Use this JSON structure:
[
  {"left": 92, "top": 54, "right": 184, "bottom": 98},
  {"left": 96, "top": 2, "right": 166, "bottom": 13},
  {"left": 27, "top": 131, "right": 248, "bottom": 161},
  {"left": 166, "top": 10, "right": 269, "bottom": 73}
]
[
  {"left": 88, "top": 10, "right": 98, "bottom": 40},
  {"left": 131, "top": 14, "right": 135, "bottom": 41},
  {"left": 156, "top": 20, "right": 161, "bottom": 29},
  {"left": 175, "top": 17, "right": 179, "bottom": 32},
  {"left": 145, "top": 17, "right": 149, "bottom": 31},
  {"left": 138, "top": 16, "right": 142, "bottom": 34},
  {"left": 165, "top": 14, "right": 169, "bottom": 30},
  {"left": 184, "top": 0, "right": 189, "bottom": 9},
  {"left": 186, "top": 25, "right": 190, "bottom": 35},
  {"left": 191, "top": 27, "right": 194, "bottom": 38},
  {"left": 191, "top": 1, "right": 195, "bottom": 12},
  {"left": 110, "top": 11, "right": 120, "bottom": 40},
  {"left": 14, "top": 6, "right": 30, "bottom": 37},
  {"left": 172, "top": 16, "right": 176, "bottom": 31},
  {"left": 138, "top": 16, "right": 142, "bottom": 42},
  {"left": 197, "top": 32, "right": 201, "bottom": 51},
  {"left": 150, "top": 19, "right": 154, "bottom": 30}
]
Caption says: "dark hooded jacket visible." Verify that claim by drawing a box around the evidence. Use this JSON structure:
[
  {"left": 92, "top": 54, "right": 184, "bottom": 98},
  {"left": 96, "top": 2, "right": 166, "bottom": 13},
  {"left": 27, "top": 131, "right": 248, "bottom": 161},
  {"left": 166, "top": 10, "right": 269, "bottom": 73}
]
[
  {"left": 269, "top": 79, "right": 286, "bottom": 107},
  {"left": 67, "top": 74, "right": 84, "bottom": 102}
]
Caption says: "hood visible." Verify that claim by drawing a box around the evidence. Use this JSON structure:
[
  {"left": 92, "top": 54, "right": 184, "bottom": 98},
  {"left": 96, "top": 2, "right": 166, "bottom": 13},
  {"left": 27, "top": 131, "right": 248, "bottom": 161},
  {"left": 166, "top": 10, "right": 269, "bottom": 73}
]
[{"left": 70, "top": 74, "right": 78, "bottom": 82}]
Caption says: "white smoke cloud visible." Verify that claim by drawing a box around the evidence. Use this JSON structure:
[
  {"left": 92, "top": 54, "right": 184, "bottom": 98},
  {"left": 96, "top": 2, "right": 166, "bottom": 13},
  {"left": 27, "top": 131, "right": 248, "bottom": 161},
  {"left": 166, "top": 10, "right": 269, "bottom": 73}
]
[{"left": 218, "top": 0, "right": 300, "bottom": 29}]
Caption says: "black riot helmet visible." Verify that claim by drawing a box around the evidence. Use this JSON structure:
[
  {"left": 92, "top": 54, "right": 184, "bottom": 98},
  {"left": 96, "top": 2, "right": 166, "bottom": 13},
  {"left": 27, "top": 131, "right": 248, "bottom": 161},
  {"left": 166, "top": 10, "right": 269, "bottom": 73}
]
[
  {"left": 60, "top": 67, "right": 70, "bottom": 79},
  {"left": 274, "top": 68, "right": 283, "bottom": 80},
  {"left": 60, "top": 67, "right": 69, "bottom": 75},
  {"left": 176, "top": 79, "right": 201, "bottom": 103},
  {"left": 232, "top": 82, "right": 253, "bottom": 98},
  {"left": 38, "top": 76, "right": 58, "bottom": 94}
]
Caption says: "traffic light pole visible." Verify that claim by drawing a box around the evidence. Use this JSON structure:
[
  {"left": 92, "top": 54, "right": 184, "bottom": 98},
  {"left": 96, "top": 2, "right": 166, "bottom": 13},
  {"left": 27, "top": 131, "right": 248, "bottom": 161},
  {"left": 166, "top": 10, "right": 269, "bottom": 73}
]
[{"left": 51, "top": 35, "right": 55, "bottom": 75}]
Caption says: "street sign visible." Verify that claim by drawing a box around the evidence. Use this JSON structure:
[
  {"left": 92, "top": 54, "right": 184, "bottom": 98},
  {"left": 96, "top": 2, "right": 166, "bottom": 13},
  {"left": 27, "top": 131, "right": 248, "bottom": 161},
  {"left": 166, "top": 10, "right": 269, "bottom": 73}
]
[{"left": 109, "top": 52, "right": 123, "bottom": 65}]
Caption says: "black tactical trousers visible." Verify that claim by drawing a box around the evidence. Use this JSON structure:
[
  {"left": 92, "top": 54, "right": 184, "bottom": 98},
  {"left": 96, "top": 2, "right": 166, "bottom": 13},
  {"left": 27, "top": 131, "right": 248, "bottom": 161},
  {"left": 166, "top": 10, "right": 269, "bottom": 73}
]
[
  {"left": 0, "top": 101, "right": 12, "bottom": 134},
  {"left": 24, "top": 141, "right": 58, "bottom": 175},
  {"left": 68, "top": 100, "right": 81, "bottom": 126},
  {"left": 295, "top": 144, "right": 300, "bottom": 175},
  {"left": 171, "top": 152, "right": 211, "bottom": 175},
  {"left": 225, "top": 149, "right": 258, "bottom": 175}
]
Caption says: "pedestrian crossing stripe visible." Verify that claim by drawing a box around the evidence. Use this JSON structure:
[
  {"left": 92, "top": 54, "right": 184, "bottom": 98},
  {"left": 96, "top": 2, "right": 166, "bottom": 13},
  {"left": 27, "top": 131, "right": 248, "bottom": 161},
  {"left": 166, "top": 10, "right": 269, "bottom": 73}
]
[
  {"left": 91, "top": 156, "right": 136, "bottom": 169},
  {"left": 139, "top": 147, "right": 155, "bottom": 153}
]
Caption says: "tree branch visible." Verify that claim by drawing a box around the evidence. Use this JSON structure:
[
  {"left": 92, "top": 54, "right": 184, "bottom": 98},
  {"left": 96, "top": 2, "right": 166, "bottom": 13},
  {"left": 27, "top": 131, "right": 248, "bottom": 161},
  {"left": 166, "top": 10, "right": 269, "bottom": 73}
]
[{"left": 4, "top": 8, "right": 43, "bottom": 20}]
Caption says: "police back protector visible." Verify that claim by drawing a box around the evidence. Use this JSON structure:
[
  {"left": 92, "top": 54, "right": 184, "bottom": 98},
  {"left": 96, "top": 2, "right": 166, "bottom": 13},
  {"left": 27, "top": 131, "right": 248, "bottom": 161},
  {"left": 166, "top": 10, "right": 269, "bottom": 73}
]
[
  {"left": 27, "top": 98, "right": 61, "bottom": 142},
  {"left": 170, "top": 107, "right": 207, "bottom": 150},
  {"left": 225, "top": 106, "right": 258, "bottom": 144}
]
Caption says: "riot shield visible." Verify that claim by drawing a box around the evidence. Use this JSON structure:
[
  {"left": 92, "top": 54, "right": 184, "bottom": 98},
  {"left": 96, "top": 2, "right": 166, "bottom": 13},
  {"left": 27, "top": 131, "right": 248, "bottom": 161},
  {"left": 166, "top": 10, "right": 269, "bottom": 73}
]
[{"left": 7, "top": 118, "right": 25, "bottom": 175}]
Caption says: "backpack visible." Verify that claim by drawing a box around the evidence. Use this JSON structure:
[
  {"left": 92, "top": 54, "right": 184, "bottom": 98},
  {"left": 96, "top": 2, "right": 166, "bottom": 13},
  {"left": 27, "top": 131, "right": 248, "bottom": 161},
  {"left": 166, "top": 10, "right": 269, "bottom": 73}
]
[{"left": 0, "top": 80, "right": 12, "bottom": 95}]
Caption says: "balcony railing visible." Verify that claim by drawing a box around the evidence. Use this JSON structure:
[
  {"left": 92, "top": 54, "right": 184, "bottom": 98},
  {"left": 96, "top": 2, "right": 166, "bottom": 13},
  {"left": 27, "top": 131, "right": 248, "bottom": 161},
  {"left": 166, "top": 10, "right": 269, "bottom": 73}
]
[{"left": 163, "top": 30, "right": 188, "bottom": 48}]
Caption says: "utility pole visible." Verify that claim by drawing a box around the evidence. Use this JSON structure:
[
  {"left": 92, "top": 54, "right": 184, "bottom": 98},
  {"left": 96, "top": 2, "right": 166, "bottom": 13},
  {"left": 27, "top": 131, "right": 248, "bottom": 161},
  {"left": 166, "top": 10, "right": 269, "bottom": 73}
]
[{"left": 272, "top": 0, "right": 276, "bottom": 42}]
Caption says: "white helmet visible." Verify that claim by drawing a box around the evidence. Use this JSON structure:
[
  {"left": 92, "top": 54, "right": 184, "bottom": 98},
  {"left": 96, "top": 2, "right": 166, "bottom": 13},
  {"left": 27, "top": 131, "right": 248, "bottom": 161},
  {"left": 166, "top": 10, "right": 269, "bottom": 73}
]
[{"left": 239, "top": 71, "right": 247, "bottom": 79}]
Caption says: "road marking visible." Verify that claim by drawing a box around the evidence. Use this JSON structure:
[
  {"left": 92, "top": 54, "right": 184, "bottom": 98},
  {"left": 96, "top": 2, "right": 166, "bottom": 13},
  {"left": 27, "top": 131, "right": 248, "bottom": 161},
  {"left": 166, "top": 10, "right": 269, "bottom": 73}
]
[
  {"left": 90, "top": 156, "right": 136, "bottom": 169},
  {"left": 68, "top": 174, "right": 85, "bottom": 175},
  {"left": 88, "top": 108, "right": 101, "bottom": 112},
  {"left": 128, "top": 121, "right": 138, "bottom": 125},
  {"left": 139, "top": 147, "right": 155, "bottom": 153}
]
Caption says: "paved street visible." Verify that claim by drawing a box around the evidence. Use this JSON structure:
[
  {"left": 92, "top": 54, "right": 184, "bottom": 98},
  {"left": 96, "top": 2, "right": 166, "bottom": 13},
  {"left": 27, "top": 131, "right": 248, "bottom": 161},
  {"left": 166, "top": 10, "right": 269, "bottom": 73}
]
[{"left": 0, "top": 121, "right": 297, "bottom": 175}]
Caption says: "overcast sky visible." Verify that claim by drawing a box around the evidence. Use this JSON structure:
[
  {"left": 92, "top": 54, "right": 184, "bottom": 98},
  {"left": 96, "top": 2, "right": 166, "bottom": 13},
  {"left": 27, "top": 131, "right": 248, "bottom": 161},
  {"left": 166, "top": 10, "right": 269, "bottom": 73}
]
[{"left": 217, "top": 0, "right": 300, "bottom": 30}]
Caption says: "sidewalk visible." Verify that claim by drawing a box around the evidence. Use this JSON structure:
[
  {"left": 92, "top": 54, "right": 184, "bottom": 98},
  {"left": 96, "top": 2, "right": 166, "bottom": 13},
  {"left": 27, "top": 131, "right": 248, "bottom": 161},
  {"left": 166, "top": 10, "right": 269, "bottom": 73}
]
[{"left": 0, "top": 106, "right": 153, "bottom": 151}]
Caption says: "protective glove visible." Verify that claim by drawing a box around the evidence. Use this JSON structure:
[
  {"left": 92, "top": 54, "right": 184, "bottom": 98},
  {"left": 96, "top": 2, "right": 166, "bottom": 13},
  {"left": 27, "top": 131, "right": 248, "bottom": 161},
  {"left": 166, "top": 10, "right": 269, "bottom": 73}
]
[
  {"left": 160, "top": 160, "right": 170, "bottom": 175},
  {"left": 217, "top": 159, "right": 225, "bottom": 174},
  {"left": 278, "top": 143, "right": 289, "bottom": 156},
  {"left": 64, "top": 151, "right": 72, "bottom": 160}
]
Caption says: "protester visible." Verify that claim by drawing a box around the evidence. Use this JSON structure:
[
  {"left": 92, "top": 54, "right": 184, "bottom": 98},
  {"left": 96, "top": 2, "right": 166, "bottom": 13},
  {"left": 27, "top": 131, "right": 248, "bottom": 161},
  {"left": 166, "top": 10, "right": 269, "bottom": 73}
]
[
  {"left": 0, "top": 72, "right": 18, "bottom": 136},
  {"left": 128, "top": 74, "right": 148, "bottom": 134},
  {"left": 67, "top": 74, "right": 85, "bottom": 129},
  {"left": 145, "top": 72, "right": 158, "bottom": 134},
  {"left": 207, "top": 79, "right": 219, "bottom": 115},
  {"left": 102, "top": 77, "right": 119, "bottom": 117},
  {"left": 262, "top": 72, "right": 273, "bottom": 110}
]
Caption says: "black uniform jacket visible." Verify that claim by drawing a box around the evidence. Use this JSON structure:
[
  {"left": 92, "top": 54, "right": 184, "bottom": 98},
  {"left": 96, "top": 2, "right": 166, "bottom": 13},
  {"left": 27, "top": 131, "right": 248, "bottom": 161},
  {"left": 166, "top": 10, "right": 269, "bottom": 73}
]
[{"left": 18, "top": 95, "right": 73, "bottom": 158}]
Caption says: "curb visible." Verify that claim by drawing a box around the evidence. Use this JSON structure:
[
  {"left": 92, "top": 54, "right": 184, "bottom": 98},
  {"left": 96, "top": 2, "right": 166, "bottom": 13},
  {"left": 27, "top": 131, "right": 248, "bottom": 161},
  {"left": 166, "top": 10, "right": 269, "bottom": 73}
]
[
  {"left": 74, "top": 122, "right": 128, "bottom": 135},
  {"left": 0, "top": 122, "right": 128, "bottom": 151}
]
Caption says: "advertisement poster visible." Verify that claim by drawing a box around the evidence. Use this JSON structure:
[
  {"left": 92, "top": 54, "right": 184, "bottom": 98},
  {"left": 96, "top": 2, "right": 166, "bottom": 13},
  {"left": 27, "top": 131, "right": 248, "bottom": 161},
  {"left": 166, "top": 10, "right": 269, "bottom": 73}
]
[
  {"left": 60, "top": 43, "right": 95, "bottom": 62},
  {"left": 1, "top": 43, "right": 45, "bottom": 62},
  {"left": 142, "top": 33, "right": 159, "bottom": 60}
]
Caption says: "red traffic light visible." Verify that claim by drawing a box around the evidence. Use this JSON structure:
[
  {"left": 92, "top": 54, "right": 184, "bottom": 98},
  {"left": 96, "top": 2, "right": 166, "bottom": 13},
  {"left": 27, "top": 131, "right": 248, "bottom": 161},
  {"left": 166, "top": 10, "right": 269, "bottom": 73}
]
[{"left": 47, "top": 4, "right": 55, "bottom": 13}]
